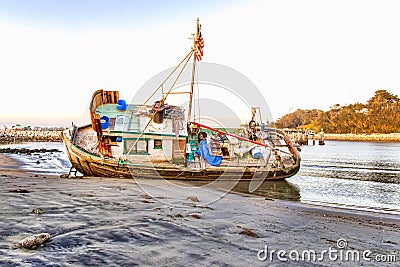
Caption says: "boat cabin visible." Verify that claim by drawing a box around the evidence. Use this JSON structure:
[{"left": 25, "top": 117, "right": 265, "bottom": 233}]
[{"left": 81, "top": 90, "right": 188, "bottom": 165}]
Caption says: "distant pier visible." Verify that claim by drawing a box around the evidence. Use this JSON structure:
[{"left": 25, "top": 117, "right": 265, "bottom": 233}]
[{"left": 286, "top": 130, "right": 325, "bottom": 146}]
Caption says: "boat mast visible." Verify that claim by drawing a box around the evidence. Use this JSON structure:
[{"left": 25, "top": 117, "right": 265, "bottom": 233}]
[{"left": 187, "top": 18, "right": 200, "bottom": 130}]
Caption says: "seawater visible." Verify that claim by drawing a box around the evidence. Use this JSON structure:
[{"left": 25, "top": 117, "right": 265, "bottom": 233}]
[
  {"left": 289, "top": 141, "right": 400, "bottom": 214},
  {"left": 0, "top": 142, "right": 71, "bottom": 175},
  {"left": 1, "top": 141, "right": 399, "bottom": 214}
]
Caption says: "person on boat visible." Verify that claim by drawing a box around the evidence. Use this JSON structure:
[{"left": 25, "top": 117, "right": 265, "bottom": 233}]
[
  {"left": 197, "top": 131, "right": 206, "bottom": 143},
  {"left": 195, "top": 132, "right": 222, "bottom": 166}
]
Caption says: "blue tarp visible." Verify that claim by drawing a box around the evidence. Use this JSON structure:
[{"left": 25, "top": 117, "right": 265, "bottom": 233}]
[{"left": 196, "top": 140, "right": 222, "bottom": 166}]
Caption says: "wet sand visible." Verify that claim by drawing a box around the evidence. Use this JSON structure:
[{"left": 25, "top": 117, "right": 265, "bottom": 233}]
[{"left": 0, "top": 154, "right": 399, "bottom": 266}]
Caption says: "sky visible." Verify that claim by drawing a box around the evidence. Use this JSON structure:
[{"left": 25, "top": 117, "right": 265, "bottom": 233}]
[{"left": 1, "top": 0, "right": 400, "bottom": 127}]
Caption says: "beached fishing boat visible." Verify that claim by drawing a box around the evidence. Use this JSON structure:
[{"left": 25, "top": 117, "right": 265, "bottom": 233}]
[{"left": 62, "top": 19, "right": 300, "bottom": 181}]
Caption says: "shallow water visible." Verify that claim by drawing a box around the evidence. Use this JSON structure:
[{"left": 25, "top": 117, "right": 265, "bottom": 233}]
[
  {"left": 1, "top": 141, "right": 400, "bottom": 214},
  {"left": 0, "top": 142, "right": 71, "bottom": 175},
  {"left": 288, "top": 141, "right": 400, "bottom": 214}
]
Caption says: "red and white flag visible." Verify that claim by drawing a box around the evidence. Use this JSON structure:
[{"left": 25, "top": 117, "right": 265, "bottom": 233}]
[{"left": 196, "top": 32, "right": 204, "bottom": 61}]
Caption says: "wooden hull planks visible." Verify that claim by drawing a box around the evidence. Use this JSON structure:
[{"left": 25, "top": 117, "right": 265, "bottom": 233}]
[{"left": 62, "top": 130, "right": 300, "bottom": 181}]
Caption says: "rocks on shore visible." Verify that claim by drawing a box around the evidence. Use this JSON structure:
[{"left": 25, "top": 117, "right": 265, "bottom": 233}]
[
  {"left": 16, "top": 233, "right": 51, "bottom": 250},
  {"left": 239, "top": 228, "right": 258, "bottom": 238},
  {"left": 8, "top": 188, "right": 30, "bottom": 193},
  {"left": 0, "top": 148, "right": 61, "bottom": 155},
  {"left": 0, "top": 130, "right": 62, "bottom": 143},
  {"left": 186, "top": 196, "right": 199, "bottom": 202},
  {"left": 31, "top": 208, "right": 45, "bottom": 214},
  {"left": 189, "top": 213, "right": 202, "bottom": 219}
]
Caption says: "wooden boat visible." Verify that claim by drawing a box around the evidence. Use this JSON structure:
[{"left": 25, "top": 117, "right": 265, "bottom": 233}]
[{"left": 62, "top": 19, "right": 300, "bottom": 181}]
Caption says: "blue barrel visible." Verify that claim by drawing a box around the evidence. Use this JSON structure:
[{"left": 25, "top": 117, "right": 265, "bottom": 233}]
[
  {"left": 100, "top": 116, "right": 110, "bottom": 129},
  {"left": 116, "top": 99, "right": 127, "bottom": 111}
]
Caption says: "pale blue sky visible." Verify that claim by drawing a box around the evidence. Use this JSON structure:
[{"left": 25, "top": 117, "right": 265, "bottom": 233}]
[
  {"left": 0, "top": 0, "right": 232, "bottom": 29},
  {"left": 1, "top": 0, "right": 400, "bottom": 127}
]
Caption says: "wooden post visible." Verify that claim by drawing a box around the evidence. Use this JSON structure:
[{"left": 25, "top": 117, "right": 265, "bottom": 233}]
[{"left": 319, "top": 130, "right": 325, "bottom": 145}]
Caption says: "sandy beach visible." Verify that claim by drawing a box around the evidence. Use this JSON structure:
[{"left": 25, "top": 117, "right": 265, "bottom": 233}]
[{"left": 0, "top": 154, "right": 399, "bottom": 266}]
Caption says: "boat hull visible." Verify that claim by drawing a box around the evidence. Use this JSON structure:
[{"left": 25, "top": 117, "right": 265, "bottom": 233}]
[{"left": 62, "top": 130, "right": 300, "bottom": 181}]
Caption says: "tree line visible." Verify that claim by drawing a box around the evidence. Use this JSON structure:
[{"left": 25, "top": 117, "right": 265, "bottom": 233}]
[{"left": 275, "top": 90, "right": 400, "bottom": 134}]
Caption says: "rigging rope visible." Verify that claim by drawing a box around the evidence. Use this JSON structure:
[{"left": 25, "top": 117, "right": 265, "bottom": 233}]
[
  {"left": 123, "top": 50, "right": 194, "bottom": 157},
  {"left": 142, "top": 50, "right": 194, "bottom": 106},
  {"left": 196, "top": 64, "right": 200, "bottom": 125}
]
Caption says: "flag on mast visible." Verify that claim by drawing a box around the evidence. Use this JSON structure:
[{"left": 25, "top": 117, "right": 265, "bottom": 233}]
[{"left": 196, "top": 32, "right": 204, "bottom": 61}]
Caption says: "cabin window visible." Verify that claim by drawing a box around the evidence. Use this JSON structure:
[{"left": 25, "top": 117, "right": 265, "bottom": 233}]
[
  {"left": 124, "top": 139, "right": 148, "bottom": 154},
  {"left": 154, "top": 139, "right": 162, "bottom": 149}
]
